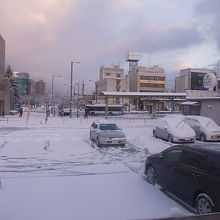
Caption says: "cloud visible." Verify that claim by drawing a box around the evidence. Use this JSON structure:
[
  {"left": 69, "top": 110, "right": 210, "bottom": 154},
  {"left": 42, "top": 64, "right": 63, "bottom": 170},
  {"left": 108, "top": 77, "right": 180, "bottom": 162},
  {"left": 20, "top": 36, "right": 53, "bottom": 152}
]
[
  {"left": 0, "top": 0, "right": 207, "bottom": 92},
  {"left": 194, "top": 0, "right": 220, "bottom": 50}
]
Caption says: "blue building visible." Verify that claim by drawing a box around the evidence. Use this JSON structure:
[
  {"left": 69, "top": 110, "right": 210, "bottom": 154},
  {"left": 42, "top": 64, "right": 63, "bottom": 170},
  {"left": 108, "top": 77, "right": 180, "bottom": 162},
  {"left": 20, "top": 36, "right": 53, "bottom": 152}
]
[{"left": 12, "top": 72, "right": 29, "bottom": 97}]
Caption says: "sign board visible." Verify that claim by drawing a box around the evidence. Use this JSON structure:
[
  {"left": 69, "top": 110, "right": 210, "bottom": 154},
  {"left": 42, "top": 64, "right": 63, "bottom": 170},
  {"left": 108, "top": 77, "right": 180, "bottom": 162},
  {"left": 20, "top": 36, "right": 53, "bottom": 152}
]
[{"left": 203, "top": 73, "right": 217, "bottom": 89}]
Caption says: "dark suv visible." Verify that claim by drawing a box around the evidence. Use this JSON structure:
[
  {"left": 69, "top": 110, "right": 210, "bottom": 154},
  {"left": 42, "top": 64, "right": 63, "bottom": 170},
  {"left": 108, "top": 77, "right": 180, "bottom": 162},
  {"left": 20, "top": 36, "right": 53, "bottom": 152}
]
[{"left": 144, "top": 144, "right": 220, "bottom": 214}]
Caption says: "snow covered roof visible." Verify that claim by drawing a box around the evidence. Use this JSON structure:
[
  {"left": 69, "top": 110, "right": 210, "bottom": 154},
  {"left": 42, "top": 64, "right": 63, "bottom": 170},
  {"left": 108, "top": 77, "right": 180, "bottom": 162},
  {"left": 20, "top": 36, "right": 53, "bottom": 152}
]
[
  {"left": 181, "top": 101, "right": 198, "bottom": 105},
  {"left": 100, "top": 91, "right": 186, "bottom": 98}
]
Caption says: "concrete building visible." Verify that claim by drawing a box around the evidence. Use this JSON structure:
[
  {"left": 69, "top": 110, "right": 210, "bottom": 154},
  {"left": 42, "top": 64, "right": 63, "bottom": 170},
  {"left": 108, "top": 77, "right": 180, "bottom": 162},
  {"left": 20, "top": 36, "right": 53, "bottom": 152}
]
[
  {"left": 35, "top": 80, "right": 45, "bottom": 95},
  {"left": 28, "top": 79, "right": 36, "bottom": 95},
  {"left": 96, "top": 65, "right": 128, "bottom": 104},
  {"left": 175, "top": 68, "right": 217, "bottom": 92},
  {"left": 0, "top": 35, "right": 5, "bottom": 76},
  {"left": 129, "top": 65, "right": 166, "bottom": 92},
  {"left": 0, "top": 35, "right": 12, "bottom": 114}
]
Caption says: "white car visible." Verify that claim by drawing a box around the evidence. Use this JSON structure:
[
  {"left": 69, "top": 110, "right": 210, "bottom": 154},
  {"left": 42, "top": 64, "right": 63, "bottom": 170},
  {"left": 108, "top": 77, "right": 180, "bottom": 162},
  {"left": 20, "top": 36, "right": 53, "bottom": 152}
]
[
  {"left": 90, "top": 120, "right": 126, "bottom": 147},
  {"left": 153, "top": 115, "right": 196, "bottom": 143},
  {"left": 184, "top": 116, "right": 220, "bottom": 142}
]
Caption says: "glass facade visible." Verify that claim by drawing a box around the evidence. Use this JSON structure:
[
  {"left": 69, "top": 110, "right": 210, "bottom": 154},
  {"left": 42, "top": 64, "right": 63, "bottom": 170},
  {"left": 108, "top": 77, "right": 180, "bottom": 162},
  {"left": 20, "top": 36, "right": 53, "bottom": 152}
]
[
  {"left": 191, "top": 72, "right": 206, "bottom": 90},
  {"left": 12, "top": 72, "right": 29, "bottom": 97}
]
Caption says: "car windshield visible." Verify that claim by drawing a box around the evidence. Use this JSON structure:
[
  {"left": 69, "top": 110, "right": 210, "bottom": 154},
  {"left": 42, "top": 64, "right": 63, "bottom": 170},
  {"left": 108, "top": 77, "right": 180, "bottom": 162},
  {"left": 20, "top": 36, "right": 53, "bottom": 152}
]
[
  {"left": 207, "top": 120, "right": 218, "bottom": 127},
  {"left": 176, "top": 120, "right": 186, "bottom": 128},
  {"left": 99, "top": 124, "right": 119, "bottom": 130}
]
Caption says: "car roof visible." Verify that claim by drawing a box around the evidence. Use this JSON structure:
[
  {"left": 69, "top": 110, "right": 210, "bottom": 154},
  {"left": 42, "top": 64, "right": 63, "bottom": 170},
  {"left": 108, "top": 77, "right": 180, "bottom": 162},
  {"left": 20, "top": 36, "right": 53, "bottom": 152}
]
[
  {"left": 92, "top": 120, "right": 117, "bottom": 125},
  {"left": 185, "top": 115, "right": 212, "bottom": 122},
  {"left": 160, "top": 115, "right": 185, "bottom": 124},
  {"left": 175, "top": 143, "right": 220, "bottom": 155}
]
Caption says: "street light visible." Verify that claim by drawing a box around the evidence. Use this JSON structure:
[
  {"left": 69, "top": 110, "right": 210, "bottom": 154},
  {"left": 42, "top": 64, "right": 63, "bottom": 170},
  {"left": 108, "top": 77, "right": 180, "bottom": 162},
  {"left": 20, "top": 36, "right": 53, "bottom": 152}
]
[
  {"left": 70, "top": 61, "right": 80, "bottom": 118},
  {"left": 89, "top": 80, "right": 98, "bottom": 104},
  {"left": 52, "top": 75, "right": 62, "bottom": 117}
]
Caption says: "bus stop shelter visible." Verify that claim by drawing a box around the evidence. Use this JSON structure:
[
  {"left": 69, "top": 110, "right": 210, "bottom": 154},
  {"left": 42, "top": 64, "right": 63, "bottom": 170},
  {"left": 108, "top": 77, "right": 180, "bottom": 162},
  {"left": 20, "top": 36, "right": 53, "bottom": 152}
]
[{"left": 99, "top": 91, "right": 186, "bottom": 117}]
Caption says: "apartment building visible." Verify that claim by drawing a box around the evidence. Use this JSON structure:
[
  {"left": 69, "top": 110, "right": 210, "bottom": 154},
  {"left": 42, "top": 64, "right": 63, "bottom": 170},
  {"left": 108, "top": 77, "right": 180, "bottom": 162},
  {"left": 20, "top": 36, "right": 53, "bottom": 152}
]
[
  {"left": 96, "top": 65, "right": 129, "bottom": 104},
  {"left": 35, "top": 80, "right": 45, "bottom": 95},
  {"left": 28, "top": 79, "right": 36, "bottom": 95},
  {"left": 129, "top": 65, "right": 165, "bottom": 92}
]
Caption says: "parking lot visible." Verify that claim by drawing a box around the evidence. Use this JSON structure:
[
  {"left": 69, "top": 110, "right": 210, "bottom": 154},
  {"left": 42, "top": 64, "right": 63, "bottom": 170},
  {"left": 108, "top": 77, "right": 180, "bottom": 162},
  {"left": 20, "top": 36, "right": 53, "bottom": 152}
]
[{"left": 0, "top": 113, "right": 193, "bottom": 220}]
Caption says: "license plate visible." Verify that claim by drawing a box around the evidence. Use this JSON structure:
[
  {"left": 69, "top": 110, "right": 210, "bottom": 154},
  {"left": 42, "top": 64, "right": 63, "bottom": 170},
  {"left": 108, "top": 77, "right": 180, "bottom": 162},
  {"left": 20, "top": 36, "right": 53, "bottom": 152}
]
[{"left": 211, "top": 136, "right": 218, "bottom": 139}]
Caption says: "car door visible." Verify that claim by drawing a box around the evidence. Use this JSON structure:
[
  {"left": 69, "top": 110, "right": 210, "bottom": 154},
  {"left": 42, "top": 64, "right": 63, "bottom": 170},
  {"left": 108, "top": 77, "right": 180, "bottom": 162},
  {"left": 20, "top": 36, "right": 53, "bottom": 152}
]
[
  {"left": 162, "top": 121, "right": 169, "bottom": 140},
  {"left": 155, "top": 119, "right": 163, "bottom": 139},
  {"left": 157, "top": 120, "right": 168, "bottom": 140},
  {"left": 154, "top": 147, "right": 184, "bottom": 189},
  {"left": 192, "top": 120, "right": 202, "bottom": 139},
  {"left": 170, "top": 148, "right": 208, "bottom": 204}
]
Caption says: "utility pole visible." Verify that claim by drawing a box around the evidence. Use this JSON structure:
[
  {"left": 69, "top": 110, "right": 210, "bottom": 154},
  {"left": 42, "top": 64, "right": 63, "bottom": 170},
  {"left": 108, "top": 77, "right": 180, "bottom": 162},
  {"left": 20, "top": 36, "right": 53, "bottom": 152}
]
[
  {"left": 82, "top": 80, "right": 85, "bottom": 97},
  {"left": 77, "top": 82, "right": 80, "bottom": 99},
  {"left": 70, "top": 61, "right": 80, "bottom": 118},
  {"left": 52, "top": 75, "right": 62, "bottom": 117}
]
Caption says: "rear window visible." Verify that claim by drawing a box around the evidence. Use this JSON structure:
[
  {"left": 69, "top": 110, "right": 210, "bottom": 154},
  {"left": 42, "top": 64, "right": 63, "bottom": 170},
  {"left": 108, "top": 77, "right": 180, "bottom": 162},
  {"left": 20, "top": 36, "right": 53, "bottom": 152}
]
[{"left": 99, "top": 124, "right": 119, "bottom": 130}]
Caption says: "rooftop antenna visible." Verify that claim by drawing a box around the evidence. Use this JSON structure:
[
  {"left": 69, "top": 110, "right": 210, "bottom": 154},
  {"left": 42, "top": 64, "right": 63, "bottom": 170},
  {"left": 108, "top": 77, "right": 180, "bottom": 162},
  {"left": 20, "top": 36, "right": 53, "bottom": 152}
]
[{"left": 148, "top": 55, "right": 151, "bottom": 69}]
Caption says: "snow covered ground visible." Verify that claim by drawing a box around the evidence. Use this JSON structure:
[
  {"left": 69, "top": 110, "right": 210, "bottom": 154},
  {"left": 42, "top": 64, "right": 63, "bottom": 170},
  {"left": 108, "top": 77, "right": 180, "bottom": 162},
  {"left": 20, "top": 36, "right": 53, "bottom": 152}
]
[{"left": 0, "top": 112, "right": 191, "bottom": 220}]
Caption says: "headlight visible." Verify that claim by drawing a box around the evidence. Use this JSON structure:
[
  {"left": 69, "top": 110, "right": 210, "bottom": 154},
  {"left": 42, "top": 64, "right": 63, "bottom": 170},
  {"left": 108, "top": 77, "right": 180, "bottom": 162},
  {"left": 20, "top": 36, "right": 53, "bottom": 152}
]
[{"left": 100, "top": 136, "right": 109, "bottom": 141}]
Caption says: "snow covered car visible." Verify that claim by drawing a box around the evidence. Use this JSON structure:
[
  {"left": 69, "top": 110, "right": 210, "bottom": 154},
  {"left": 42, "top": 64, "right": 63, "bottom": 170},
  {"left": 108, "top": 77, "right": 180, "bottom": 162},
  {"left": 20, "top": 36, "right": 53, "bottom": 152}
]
[
  {"left": 90, "top": 121, "right": 126, "bottom": 147},
  {"left": 153, "top": 116, "right": 196, "bottom": 143},
  {"left": 184, "top": 116, "right": 220, "bottom": 142}
]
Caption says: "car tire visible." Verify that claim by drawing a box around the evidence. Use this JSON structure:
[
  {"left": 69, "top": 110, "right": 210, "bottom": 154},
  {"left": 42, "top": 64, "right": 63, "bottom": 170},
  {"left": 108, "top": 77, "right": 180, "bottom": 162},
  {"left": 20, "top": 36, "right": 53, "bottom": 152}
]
[
  {"left": 200, "top": 134, "right": 206, "bottom": 142},
  {"left": 90, "top": 112, "right": 95, "bottom": 116},
  {"left": 145, "top": 165, "right": 156, "bottom": 185},
  {"left": 108, "top": 112, "right": 113, "bottom": 116},
  {"left": 195, "top": 193, "right": 215, "bottom": 214},
  {"left": 153, "top": 130, "right": 157, "bottom": 138},
  {"left": 168, "top": 135, "right": 173, "bottom": 143}
]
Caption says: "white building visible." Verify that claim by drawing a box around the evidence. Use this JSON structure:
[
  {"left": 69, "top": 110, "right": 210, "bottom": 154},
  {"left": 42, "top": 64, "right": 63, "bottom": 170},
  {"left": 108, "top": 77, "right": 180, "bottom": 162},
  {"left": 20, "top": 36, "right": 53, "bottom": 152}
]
[{"left": 96, "top": 65, "right": 129, "bottom": 104}]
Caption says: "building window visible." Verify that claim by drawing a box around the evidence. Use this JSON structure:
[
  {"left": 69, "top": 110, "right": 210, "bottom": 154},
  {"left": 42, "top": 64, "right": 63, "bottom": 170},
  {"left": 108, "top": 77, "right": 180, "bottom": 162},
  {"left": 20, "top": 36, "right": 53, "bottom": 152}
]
[
  {"left": 106, "top": 73, "right": 111, "bottom": 76},
  {"left": 117, "top": 74, "right": 121, "bottom": 78},
  {"left": 140, "top": 83, "right": 165, "bottom": 88}
]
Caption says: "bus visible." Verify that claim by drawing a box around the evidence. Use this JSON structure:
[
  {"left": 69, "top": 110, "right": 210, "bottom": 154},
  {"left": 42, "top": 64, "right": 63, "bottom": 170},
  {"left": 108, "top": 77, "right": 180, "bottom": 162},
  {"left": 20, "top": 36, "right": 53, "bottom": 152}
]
[{"left": 85, "top": 104, "right": 124, "bottom": 116}]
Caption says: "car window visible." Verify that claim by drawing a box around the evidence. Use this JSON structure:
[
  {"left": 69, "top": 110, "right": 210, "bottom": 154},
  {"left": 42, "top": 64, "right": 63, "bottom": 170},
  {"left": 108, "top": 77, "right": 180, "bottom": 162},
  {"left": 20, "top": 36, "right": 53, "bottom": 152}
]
[
  {"left": 179, "top": 149, "right": 207, "bottom": 171},
  {"left": 99, "top": 124, "right": 119, "bottom": 130},
  {"left": 185, "top": 119, "right": 195, "bottom": 127},
  {"left": 163, "top": 148, "right": 183, "bottom": 163}
]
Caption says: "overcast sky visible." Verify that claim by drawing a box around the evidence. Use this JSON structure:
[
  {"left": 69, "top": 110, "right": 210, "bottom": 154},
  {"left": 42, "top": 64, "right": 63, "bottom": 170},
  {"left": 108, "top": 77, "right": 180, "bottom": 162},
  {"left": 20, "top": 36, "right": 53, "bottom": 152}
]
[{"left": 1, "top": 0, "right": 220, "bottom": 93}]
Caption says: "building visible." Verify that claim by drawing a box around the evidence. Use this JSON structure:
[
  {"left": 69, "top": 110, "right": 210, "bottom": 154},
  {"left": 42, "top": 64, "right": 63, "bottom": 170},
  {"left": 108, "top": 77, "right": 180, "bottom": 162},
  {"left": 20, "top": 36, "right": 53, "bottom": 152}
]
[
  {"left": 181, "top": 90, "right": 220, "bottom": 125},
  {"left": 129, "top": 65, "right": 166, "bottom": 92},
  {"left": 12, "top": 72, "right": 29, "bottom": 97},
  {"left": 35, "top": 80, "right": 45, "bottom": 95},
  {"left": 0, "top": 35, "right": 12, "bottom": 115},
  {"left": 28, "top": 79, "right": 36, "bottom": 95},
  {"left": 96, "top": 65, "right": 128, "bottom": 104},
  {"left": 0, "top": 35, "right": 5, "bottom": 76},
  {"left": 175, "top": 68, "right": 217, "bottom": 92}
]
